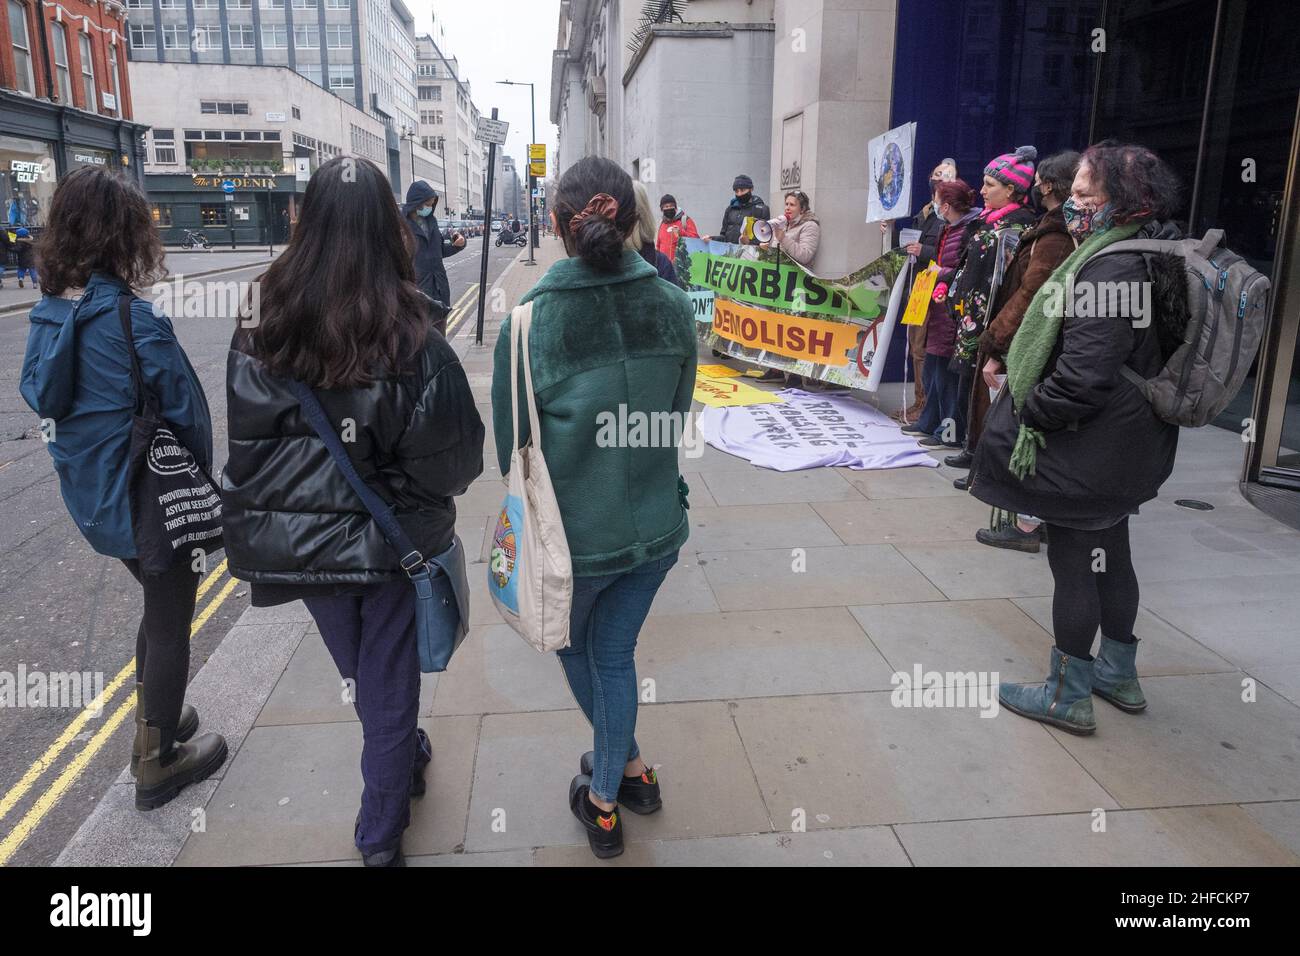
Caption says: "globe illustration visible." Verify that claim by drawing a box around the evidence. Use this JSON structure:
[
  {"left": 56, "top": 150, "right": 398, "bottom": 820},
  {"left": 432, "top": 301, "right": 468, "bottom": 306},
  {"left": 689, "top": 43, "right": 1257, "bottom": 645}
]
[{"left": 876, "top": 141, "right": 906, "bottom": 210}]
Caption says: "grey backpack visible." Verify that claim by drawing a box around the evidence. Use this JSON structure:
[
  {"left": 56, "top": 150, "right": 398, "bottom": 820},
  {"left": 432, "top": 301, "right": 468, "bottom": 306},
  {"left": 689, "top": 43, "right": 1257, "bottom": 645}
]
[{"left": 1093, "top": 228, "right": 1271, "bottom": 427}]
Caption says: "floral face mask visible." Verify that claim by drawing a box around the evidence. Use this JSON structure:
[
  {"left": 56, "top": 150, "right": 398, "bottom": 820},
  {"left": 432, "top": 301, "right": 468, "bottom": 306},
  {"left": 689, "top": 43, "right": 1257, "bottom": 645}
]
[{"left": 1062, "top": 197, "right": 1115, "bottom": 238}]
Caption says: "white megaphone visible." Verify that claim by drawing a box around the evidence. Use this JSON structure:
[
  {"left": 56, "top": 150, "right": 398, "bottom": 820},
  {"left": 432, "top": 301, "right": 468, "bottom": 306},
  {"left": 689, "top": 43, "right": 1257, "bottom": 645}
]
[{"left": 750, "top": 217, "right": 786, "bottom": 243}]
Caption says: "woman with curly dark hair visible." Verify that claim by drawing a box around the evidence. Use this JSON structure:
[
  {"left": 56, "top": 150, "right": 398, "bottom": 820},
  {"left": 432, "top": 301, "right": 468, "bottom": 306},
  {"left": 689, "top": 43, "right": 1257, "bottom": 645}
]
[
  {"left": 971, "top": 142, "right": 1188, "bottom": 735},
  {"left": 20, "top": 165, "right": 226, "bottom": 809}
]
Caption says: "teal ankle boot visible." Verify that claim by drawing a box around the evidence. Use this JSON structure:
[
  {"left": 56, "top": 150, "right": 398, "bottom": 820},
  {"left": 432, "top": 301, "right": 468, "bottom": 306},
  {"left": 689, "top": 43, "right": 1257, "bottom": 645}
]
[
  {"left": 999, "top": 647, "right": 1096, "bottom": 735},
  {"left": 1091, "top": 636, "right": 1147, "bottom": 713}
]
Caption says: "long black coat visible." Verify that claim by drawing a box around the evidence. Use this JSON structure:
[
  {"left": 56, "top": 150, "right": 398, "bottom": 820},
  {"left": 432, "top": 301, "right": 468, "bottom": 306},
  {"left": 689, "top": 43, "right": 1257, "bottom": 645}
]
[
  {"left": 222, "top": 333, "right": 484, "bottom": 585},
  {"left": 970, "top": 220, "right": 1187, "bottom": 525},
  {"left": 402, "top": 181, "right": 463, "bottom": 307}
]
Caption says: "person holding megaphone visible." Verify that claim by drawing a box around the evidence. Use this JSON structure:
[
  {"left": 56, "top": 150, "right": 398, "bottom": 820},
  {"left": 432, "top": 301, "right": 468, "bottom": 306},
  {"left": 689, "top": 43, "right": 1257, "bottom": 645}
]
[{"left": 768, "top": 191, "right": 820, "bottom": 268}]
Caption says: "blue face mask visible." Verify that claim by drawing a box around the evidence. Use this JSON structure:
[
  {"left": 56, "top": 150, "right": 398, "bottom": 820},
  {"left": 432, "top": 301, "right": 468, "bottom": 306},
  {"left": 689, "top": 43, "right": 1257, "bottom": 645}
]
[{"left": 417, "top": 206, "right": 433, "bottom": 218}]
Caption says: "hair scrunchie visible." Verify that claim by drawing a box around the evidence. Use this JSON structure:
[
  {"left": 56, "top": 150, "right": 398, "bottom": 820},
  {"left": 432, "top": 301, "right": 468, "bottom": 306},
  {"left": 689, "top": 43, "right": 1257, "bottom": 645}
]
[{"left": 568, "top": 193, "right": 619, "bottom": 231}]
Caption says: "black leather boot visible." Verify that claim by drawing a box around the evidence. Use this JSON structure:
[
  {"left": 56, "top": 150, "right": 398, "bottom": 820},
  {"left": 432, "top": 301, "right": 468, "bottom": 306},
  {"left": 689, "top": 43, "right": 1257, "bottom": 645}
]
[
  {"left": 134, "top": 712, "right": 227, "bottom": 811},
  {"left": 569, "top": 774, "right": 623, "bottom": 859},
  {"left": 580, "top": 751, "right": 662, "bottom": 814},
  {"left": 131, "top": 683, "right": 199, "bottom": 777}
]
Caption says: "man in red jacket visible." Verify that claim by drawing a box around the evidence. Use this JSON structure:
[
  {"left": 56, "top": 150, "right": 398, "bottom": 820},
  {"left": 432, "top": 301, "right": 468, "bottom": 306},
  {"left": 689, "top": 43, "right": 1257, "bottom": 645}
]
[{"left": 656, "top": 194, "right": 698, "bottom": 262}]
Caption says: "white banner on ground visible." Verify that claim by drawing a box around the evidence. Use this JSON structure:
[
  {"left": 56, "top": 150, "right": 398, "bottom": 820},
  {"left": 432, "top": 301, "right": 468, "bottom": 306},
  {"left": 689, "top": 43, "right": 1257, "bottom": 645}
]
[{"left": 697, "top": 388, "right": 941, "bottom": 472}]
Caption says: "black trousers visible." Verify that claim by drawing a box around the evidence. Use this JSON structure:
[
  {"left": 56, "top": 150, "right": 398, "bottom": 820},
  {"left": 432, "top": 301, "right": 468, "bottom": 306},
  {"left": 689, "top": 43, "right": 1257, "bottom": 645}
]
[
  {"left": 1042, "top": 518, "right": 1140, "bottom": 660},
  {"left": 122, "top": 559, "right": 201, "bottom": 749}
]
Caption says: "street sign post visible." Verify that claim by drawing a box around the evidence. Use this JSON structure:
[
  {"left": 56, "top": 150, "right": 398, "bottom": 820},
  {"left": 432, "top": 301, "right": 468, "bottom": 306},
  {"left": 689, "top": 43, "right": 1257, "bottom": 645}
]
[
  {"left": 475, "top": 118, "right": 510, "bottom": 147},
  {"left": 475, "top": 109, "right": 501, "bottom": 347}
]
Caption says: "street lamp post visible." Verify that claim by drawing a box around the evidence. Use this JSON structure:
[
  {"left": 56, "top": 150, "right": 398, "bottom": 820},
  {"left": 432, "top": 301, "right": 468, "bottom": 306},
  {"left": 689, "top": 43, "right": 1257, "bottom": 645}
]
[{"left": 496, "top": 79, "right": 536, "bottom": 266}]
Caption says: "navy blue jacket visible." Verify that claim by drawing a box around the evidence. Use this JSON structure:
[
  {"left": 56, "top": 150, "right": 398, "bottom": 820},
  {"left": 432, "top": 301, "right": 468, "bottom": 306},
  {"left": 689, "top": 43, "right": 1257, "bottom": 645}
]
[
  {"left": 20, "top": 273, "right": 213, "bottom": 558},
  {"left": 402, "top": 180, "right": 464, "bottom": 307}
]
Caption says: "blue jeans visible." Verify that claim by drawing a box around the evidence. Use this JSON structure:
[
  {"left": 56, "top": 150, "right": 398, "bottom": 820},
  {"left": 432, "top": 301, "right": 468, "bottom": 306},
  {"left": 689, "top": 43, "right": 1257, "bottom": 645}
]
[
  {"left": 914, "top": 353, "right": 965, "bottom": 443},
  {"left": 557, "top": 550, "right": 678, "bottom": 802}
]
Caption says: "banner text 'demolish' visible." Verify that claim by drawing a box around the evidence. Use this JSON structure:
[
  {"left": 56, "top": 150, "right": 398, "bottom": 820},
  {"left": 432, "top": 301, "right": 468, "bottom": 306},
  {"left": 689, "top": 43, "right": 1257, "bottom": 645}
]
[{"left": 712, "top": 299, "right": 864, "bottom": 366}]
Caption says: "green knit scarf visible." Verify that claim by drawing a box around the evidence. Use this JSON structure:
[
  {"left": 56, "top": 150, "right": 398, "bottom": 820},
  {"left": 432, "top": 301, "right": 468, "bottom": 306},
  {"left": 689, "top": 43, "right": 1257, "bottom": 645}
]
[{"left": 1003, "top": 221, "right": 1141, "bottom": 479}]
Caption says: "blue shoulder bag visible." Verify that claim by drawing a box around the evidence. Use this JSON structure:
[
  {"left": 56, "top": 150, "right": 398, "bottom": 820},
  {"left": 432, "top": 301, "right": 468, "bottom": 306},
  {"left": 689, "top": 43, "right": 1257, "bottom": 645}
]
[{"left": 289, "top": 380, "right": 470, "bottom": 672}]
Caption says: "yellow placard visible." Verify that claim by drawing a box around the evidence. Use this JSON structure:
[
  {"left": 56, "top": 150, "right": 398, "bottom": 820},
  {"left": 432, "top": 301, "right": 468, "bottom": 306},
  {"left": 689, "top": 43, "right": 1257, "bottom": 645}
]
[
  {"left": 696, "top": 363, "right": 742, "bottom": 378},
  {"left": 712, "top": 299, "right": 862, "bottom": 365},
  {"left": 528, "top": 143, "right": 546, "bottom": 160},
  {"left": 902, "top": 266, "right": 938, "bottom": 326},
  {"left": 693, "top": 374, "right": 786, "bottom": 408}
]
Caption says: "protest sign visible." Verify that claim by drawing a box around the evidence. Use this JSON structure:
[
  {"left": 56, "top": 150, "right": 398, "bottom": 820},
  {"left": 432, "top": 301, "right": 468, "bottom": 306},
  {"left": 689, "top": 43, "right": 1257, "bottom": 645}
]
[{"left": 693, "top": 373, "right": 785, "bottom": 408}]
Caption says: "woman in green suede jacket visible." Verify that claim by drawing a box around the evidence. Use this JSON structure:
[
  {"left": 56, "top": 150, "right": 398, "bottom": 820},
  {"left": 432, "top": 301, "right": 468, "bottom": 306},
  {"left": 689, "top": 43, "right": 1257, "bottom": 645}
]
[{"left": 491, "top": 156, "right": 696, "bottom": 860}]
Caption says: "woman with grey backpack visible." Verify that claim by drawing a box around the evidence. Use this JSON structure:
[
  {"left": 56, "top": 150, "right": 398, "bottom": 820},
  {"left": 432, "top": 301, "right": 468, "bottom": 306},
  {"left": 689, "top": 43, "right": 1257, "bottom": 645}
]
[{"left": 972, "top": 140, "right": 1268, "bottom": 734}]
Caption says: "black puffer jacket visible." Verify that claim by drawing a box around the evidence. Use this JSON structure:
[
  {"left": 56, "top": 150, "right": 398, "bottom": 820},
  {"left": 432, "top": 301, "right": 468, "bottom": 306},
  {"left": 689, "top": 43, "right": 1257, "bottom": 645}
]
[
  {"left": 970, "top": 220, "right": 1186, "bottom": 525},
  {"left": 222, "top": 332, "right": 484, "bottom": 585}
]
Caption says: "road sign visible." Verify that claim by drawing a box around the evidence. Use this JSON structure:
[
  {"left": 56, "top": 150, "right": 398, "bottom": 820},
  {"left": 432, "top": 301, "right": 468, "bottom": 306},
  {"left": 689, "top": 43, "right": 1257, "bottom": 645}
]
[
  {"left": 475, "top": 118, "right": 510, "bottom": 146},
  {"left": 221, "top": 180, "right": 235, "bottom": 194},
  {"left": 528, "top": 143, "right": 547, "bottom": 178}
]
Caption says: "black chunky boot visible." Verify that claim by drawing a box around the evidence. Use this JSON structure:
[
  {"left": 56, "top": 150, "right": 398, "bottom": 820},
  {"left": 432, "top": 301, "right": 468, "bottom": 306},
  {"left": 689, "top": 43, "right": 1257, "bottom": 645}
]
[
  {"left": 569, "top": 775, "right": 623, "bottom": 859},
  {"left": 579, "top": 751, "right": 662, "bottom": 814},
  {"left": 130, "top": 683, "right": 198, "bottom": 777},
  {"left": 133, "top": 713, "right": 227, "bottom": 811}
]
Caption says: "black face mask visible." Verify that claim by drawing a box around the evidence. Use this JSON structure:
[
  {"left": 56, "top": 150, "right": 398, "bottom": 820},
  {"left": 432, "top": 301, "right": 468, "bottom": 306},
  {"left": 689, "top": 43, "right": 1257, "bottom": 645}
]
[
  {"left": 735, "top": 191, "right": 752, "bottom": 203},
  {"left": 662, "top": 207, "right": 677, "bottom": 221}
]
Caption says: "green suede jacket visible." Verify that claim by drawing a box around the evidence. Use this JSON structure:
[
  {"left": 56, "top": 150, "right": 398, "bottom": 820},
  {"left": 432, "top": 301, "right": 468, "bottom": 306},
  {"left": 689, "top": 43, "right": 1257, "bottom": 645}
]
[{"left": 491, "top": 249, "right": 697, "bottom": 577}]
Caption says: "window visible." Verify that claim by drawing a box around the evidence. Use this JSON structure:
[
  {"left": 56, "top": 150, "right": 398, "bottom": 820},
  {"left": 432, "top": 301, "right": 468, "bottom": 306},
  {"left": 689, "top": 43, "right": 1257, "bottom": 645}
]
[
  {"left": 263, "top": 131, "right": 281, "bottom": 141},
  {"left": 228, "top": 0, "right": 252, "bottom": 7},
  {"left": 418, "top": 85, "right": 441, "bottom": 100},
  {"left": 294, "top": 25, "right": 318, "bottom": 49},
  {"left": 201, "top": 100, "right": 250, "bottom": 115},
  {"left": 8, "top": 1, "right": 34, "bottom": 94},
  {"left": 183, "top": 129, "right": 204, "bottom": 140},
  {"left": 328, "top": 65, "right": 354, "bottom": 90},
  {"left": 229, "top": 24, "right": 255, "bottom": 49},
  {"left": 130, "top": 25, "right": 155, "bottom": 50},
  {"left": 242, "top": 131, "right": 262, "bottom": 140},
  {"left": 51, "top": 22, "right": 72, "bottom": 103},
  {"left": 106, "top": 42, "right": 119, "bottom": 115},
  {"left": 326, "top": 0, "right": 349, "bottom": 7},
  {"left": 296, "top": 63, "right": 321, "bottom": 85},
  {"left": 291, "top": 105, "right": 301, "bottom": 119},
  {"left": 291, "top": 0, "right": 316, "bottom": 8},
  {"left": 200, "top": 204, "right": 228, "bottom": 227},
  {"left": 161, "top": 24, "right": 186, "bottom": 49},
  {"left": 158, "top": 0, "right": 183, "bottom": 7},
  {"left": 193, "top": 0, "right": 218, "bottom": 7},
  {"left": 127, "top": 0, "right": 148, "bottom": 6},
  {"left": 263, "top": 0, "right": 285, "bottom": 7},
  {"left": 79, "top": 33, "right": 96, "bottom": 113},
  {"left": 154, "top": 144, "right": 177, "bottom": 164},
  {"left": 326, "top": 24, "right": 351, "bottom": 49},
  {"left": 151, "top": 205, "right": 173, "bottom": 227},
  {"left": 193, "top": 25, "right": 220, "bottom": 52},
  {"left": 263, "top": 25, "right": 287, "bottom": 49},
  {"left": 223, "top": 131, "right": 241, "bottom": 140}
]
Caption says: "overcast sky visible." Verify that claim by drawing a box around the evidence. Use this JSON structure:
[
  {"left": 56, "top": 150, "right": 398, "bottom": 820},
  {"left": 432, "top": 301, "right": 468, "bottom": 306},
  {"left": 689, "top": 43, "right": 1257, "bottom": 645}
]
[{"left": 408, "top": 1, "right": 563, "bottom": 178}]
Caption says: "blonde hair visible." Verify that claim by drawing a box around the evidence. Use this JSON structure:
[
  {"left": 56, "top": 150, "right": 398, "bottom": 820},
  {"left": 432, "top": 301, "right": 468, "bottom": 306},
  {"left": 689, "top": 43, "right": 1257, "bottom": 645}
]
[{"left": 625, "top": 180, "right": 657, "bottom": 251}]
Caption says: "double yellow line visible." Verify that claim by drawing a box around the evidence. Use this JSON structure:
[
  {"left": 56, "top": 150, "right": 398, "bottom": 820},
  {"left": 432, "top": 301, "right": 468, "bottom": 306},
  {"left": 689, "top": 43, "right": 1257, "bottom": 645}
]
[
  {"left": 444, "top": 283, "right": 479, "bottom": 340},
  {"left": 0, "top": 559, "right": 239, "bottom": 866}
]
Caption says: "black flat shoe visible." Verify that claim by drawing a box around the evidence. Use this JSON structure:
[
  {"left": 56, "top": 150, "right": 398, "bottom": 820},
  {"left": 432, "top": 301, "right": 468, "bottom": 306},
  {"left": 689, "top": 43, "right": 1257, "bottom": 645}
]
[
  {"left": 362, "top": 846, "right": 405, "bottom": 867},
  {"left": 569, "top": 774, "right": 623, "bottom": 859},
  {"left": 953, "top": 475, "right": 969, "bottom": 492},
  {"left": 976, "top": 524, "right": 1042, "bottom": 554},
  {"left": 944, "top": 451, "right": 973, "bottom": 468},
  {"left": 900, "top": 423, "right": 928, "bottom": 436},
  {"left": 579, "top": 751, "right": 663, "bottom": 815},
  {"left": 410, "top": 728, "right": 432, "bottom": 797},
  {"left": 918, "top": 435, "right": 961, "bottom": 448}
]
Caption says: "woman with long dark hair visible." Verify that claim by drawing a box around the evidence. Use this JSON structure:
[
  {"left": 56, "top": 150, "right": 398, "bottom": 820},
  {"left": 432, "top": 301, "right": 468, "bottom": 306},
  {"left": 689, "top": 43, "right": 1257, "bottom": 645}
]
[
  {"left": 21, "top": 165, "right": 226, "bottom": 809},
  {"left": 972, "top": 142, "right": 1187, "bottom": 734},
  {"left": 491, "top": 156, "right": 696, "bottom": 859},
  {"left": 222, "top": 156, "right": 484, "bottom": 866}
]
